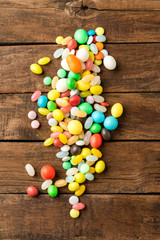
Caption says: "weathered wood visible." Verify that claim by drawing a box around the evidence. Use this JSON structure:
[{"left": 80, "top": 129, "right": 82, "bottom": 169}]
[
  {"left": 0, "top": 93, "right": 159, "bottom": 140},
  {"left": 0, "top": 142, "right": 160, "bottom": 194},
  {"left": 0, "top": 194, "right": 160, "bottom": 240},
  {"left": 0, "top": 6, "right": 160, "bottom": 43},
  {"left": 0, "top": 44, "right": 160, "bottom": 93}
]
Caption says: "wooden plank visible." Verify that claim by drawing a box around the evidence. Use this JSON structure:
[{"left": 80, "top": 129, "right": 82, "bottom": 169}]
[
  {"left": 0, "top": 44, "right": 160, "bottom": 93},
  {"left": 0, "top": 6, "right": 160, "bottom": 43},
  {"left": 0, "top": 194, "right": 160, "bottom": 240},
  {"left": 0, "top": 93, "right": 159, "bottom": 140},
  {"left": 0, "top": 142, "right": 160, "bottom": 194}
]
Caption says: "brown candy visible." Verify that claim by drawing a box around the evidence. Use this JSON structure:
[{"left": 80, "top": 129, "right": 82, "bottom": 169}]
[
  {"left": 101, "top": 128, "right": 111, "bottom": 141},
  {"left": 70, "top": 144, "right": 81, "bottom": 156}
]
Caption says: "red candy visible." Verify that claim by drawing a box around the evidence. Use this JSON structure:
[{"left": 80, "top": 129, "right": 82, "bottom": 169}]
[
  {"left": 90, "top": 133, "right": 102, "bottom": 148},
  {"left": 86, "top": 59, "right": 93, "bottom": 71},
  {"left": 54, "top": 138, "right": 63, "bottom": 147},
  {"left": 60, "top": 90, "right": 70, "bottom": 98},
  {"left": 27, "top": 186, "right": 38, "bottom": 197},
  {"left": 69, "top": 95, "right": 81, "bottom": 106},
  {"left": 60, "top": 105, "right": 72, "bottom": 113},
  {"left": 92, "top": 35, "right": 97, "bottom": 44},
  {"left": 72, "top": 202, "right": 85, "bottom": 210},
  {"left": 41, "top": 165, "right": 55, "bottom": 180},
  {"left": 63, "top": 131, "right": 71, "bottom": 138},
  {"left": 101, "top": 102, "right": 109, "bottom": 107},
  {"left": 67, "top": 39, "right": 77, "bottom": 51}
]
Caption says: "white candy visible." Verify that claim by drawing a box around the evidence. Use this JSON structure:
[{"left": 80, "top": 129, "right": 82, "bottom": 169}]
[
  {"left": 76, "top": 48, "right": 89, "bottom": 62},
  {"left": 62, "top": 156, "right": 70, "bottom": 161},
  {"left": 85, "top": 173, "right": 94, "bottom": 181},
  {"left": 86, "top": 155, "right": 98, "bottom": 162},
  {"left": 66, "top": 175, "right": 75, "bottom": 183},
  {"left": 93, "top": 95, "right": 104, "bottom": 103},
  {"left": 91, "top": 76, "right": 101, "bottom": 86},
  {"left": 94, "top": 104, "right": 107, "bottom": 113},
  {"left": 41, "top": 180, "right": 52, "bottom": 190},
  {"left": 76, "top": 140, "right": 85, "bottom": 146},
  {"left": 61, "top": 145, "right": 70, "bottom": 152},
  {"left": 71, "top": 106, "right": 79, "bottom": 116},
  {"left": 56, "top": 78, "right": 68, "bottom": 92},
  {"left": 92, "top": 64, "right": 101, "bottom": 73},
  {"left": 69, "top": 196, "right": 79, "bottom": 205},
  {"left": 61, "top": 58, "right": 70, "bottom": 71},
  {"left": 87, "top": 36, "right": 93, "bottom": 44},
  {"left": 53, "top": 48, "right": 64, "bottom": 59},
  {"left": 104, "top": 55, "right": 116, "bottom": 70},
  {"left": 62, "top": 48, "right": 70, "bottom": 59},
  {"left": 70, "top": 89, "right": 79, "bottom": 96},
  {"left": 84, "top": 131, "right": 92, "bottom": 145},
  {"left": 25, "top": 164, "right": 35, "bottom": 177},
  {"left": 48, "top": 118, "right": 57, "bottom": 127},
  {"left": 84, "top": 117, "right": 93, "bottom": 129},
  {"left": 78, "top": 160, "right": 85, "bottom": 171},
  {"left": 66, "top": 167, "right": 78, "bottom": 176},
  {"left": 28, "top": 111, "right": 37, "bottom": 120},
  {"left": 70, "top": 49, "right": 75, "bottom": 55},
  {"left": 100, "top": 49, "right": 108, "bottom": 58}
]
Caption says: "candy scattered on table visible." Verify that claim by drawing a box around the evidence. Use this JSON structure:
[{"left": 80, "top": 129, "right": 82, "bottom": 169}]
[{"left": 26, "top": 27, "right": 124, "bottom": 218}]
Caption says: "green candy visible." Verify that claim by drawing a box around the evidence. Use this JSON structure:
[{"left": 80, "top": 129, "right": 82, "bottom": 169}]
[
  {"left": 78, "top": 102, "right": 93, "bottom": 114},
  {"left": 70, "top": 156, "right": 78, "bottom": 166},
  {"left": 66, "top": 78, "right": 77, "bottom": 90},
  {"left": 86, "top": 44, "right": 91, "bottom": 51},
  {"left": 47, "top": 185, "right": 58, "bottom": 197},
  {"left": 47, "top": 101, "right": 57, "bottom": 111},
  {"left": 57, "top": 69, "right": 67, "bottom": 78},
  {"left": 68, "top": 71, "right": 81, "bottom": 80},
  {"left": 74, "top": 29, "right": 88, "bottom": 44},
  {"left": 80, "top": 164, "right": 90, "bottom": 174},
  {"left": 63, "top": 161, "right": 72, "bottom": 170},
  {"left": 43, "top": 76, "right": 52, "bottom": 85},
  {"left": 90, "top": 123, "right": 102, "bottom": 133}
]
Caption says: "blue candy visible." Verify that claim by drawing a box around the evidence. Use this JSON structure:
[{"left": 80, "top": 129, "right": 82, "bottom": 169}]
[
  {"left": 87, "top": 30, "right": 96, "bottom": 36},
  {"left": 91, "top": 111, "right": 105, "bottom": 123},
  {"left": 80, "top": 97, "right": 85, "bottom": 103},
  {"left": 37, "top": 95, "right": 48, "bottom": 108},
  {"left": 103, "top": 116, "right": 118, "bottom": 130}
]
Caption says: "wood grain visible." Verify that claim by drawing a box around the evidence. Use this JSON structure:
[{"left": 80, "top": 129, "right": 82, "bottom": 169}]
[
  {"left": 0, "top": 142, "right": 160, "bottom": 194},
  {"left": 0, "top": 44, "right": 160, "bottom": 93},
  {"left": 0, "top": 194, "right": 160, "bottom": 240},
  {"left": 0, "top": 93, "right": 159, "bottom": 140},
  {"left": 0, "top": 6, "right": 160, "bottom": 43}
]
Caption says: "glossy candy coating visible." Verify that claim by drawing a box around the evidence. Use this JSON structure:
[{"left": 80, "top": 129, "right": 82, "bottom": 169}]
[
  {"left": 27, "top": 186, "right": 38, "bottom": 197},
  {"left": 68, "top": 120, "right": 82, "bottom": 135},
  {"left": 74, "top": 29, "right": 88, "bottom": 44},
  {"left": 30, "top": 63, "right": 42, "bottom": 74},
  {"left": 111, "top": 103, "right": 123, "bottom": 118},
  {"left": 66, "top": 55, "right": 81, "bottom": 73},
  {"left": 38, "top": 57, "right": 50, "bottom": 65},
  {"left": 47, "top": 185, "right": 58, "bottom": 197},
  {"left": 37, "top": 95, "right": 48, "bottom": 108},
  {"left": 104, "top": 116, "right": 118, "bottom": 130},
  {"left": 41, "top": 165, "right": 55, "bottom": 180},
  {"left": 90, "top": 133, "right": 102, "bottom": 148}
]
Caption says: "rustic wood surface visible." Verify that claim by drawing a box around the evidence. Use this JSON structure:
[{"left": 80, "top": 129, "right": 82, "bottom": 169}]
[{"left": 0, "top": 0, "right": 160, "bottom": 239}]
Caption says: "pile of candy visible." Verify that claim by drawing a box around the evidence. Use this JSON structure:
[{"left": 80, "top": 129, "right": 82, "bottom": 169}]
[{"left": 26, "top": 27, "right": 123, "bottom": 218}]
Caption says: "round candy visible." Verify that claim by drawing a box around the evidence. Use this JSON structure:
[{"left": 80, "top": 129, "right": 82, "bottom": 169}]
[
  {"left": 56, "top": 78, "right": 68, "bottom": 92},
  {"left": 74, "top": 29, "right": 88, "bottom": 44},
  {"left": 43, "top": 76, "right": 52, "bottom": 85},
  {"left": 95, "top": 42, "right": 104, "bottom": 51},
  {"left": 52, "top": 109, "right": 64, "bottom": 121},
  {"left": 95, "top": 27, "right": 104, "bottom": 35},
  {"left": 31, "top": 120, "right": 40, "bottom": 129},
  {"left": 31, "top": 91, "right": 41, "bottom": 102},
  {"left": 87, "top": 30, "right": 96, "bottom": 36},
  {"left": 48, "top": 90, "right": 60, "bottom": 101},
  {"left": 69, "top": 95, "right": 81, "bottom": 106},
  {"left": 47, "top": 185, "right": 58, "bottom": 197},
  {"left": 90, "top": 123, "right": 102, "bottom": 133},
  {"left": 70, "top": 209, "right": 80, "bottom": 218},
  {"left": 30, "top": 63, "right": 42, "bottom": 74},
  {"left": 111, "top": 103, "right": 123, "bottom": 118},
  {"left": 66, "top": 55, "right": 81, "bottom": 73},
  {"left": 62, "top": 161, "right": 72, "bottom": 170},
  {"left": 104, "top": 55, "right": 116, "bottom": 70},
  {"left": 27, "top": 186, "right": 38, "bottom": 197},
  {"left": 95, "top": 160, "right": 105, "bottom": 173},
  {"left": 68, "top": 182, "right": 79, "bottom": 191},
  {"left": 37, "top": 95, "right": 48, "bottom": 108},
  {"left": 77, "top": 80, "right": 90, "bottom": 91},
  {"left": 28, "top": 111, "right": 37, "bottom": 120},
  {"left": 47, "top": 101, "right": 57, "bottom": 111},
  {"left": 91, "top": 111, "right": 105, "bottom": 123},
  {"left": 67, "top": 39, "right": 77, "bottom": 50},
  {"left": 74, "top": 173, "right": 86, "bottom": 183},
  {"left": 57, "top": 69, "right": 67, "bottom": 78},
  {"left": 78, "top": 102, "right": 93, "bottom": 115},
  {"left": 68, "top": 120, "right": 82, "bottom": 135},
  {"left": 101, "top": 128, "right": 111, "bottom": 141},
  {"left": 68, "top": 71, "right": 81, "bottom": 80},
  {"left": 66, "top": 78, "right": 77, "bottom": 90},
  {"left": 103, "top": 116, "right": 118, "bottom": 130},
  {"left": 69, "top": 195, "right": 79, "bottom": 205},
  {"left": 41, "top": 165, "right": 55, "bottom": 180},
  {"left": 90, "top": 85, "right": 103, "bottom": 95},
  {"left": 70, "top": 144, "right": 81, "bottom": 155},
  {"left": 56, "top": 36, "right": 63, "bottom": 44},
  {"left": 76, "top": 48, "right": 89, "bottom": 62},
  {"left": 80, "top": 164, "right": 90, "bottom": 174},
  {"left": 90, "top": 133, "right": 102, "bottom": 148}
]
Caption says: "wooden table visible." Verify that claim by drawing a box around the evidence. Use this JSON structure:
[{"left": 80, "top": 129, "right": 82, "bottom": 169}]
[{"left": 0, "top": 0, "right": 160, "bottom": 239}]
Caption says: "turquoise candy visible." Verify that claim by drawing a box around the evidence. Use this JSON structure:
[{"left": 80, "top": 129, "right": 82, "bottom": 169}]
[
  {"left": 37, "top": 95, "right": 48, "bottom": 108},
  {"left": 78, "top": 102, "right": 93, "bottom": 114},
  {"left": 87, "top": 30, "right": 96, "bottom": 36},
  {"left": 74, "top": 29, "right": 88, "bottom": 44},
  {"left": 103, "top": 116, "right": 118, "bottom": 130},
  {"left": 91, "top": 111, "right": 105, "bottom": 123}
]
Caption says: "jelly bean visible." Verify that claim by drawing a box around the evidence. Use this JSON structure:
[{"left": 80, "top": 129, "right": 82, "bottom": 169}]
[
  {"left": 78, "top": 102, "right": 93, "bottom": 114},
  {"left": 95, "top": 52, "right": 103, "bottom": 60},
  {"left": 75, "top": 184, "right": 85, "bottom": 196},
  {"left": 61, "top": 58, "right": 70, "bottom": 71},
  {"left": 76, "top": 140, "right": 85, "bottom": 146},
  {"left": 100, "top": 49, "right": 108, "bottom": 58},
  {"left": 94, "top": 104, "right": 107, "bottom": 113},
  {"left": 61, "top": 145, "right": 70, "bottom": 152},
  {"left": 66, "top": 167, "right": 78, "bottom": 176},
  {"left": 72, "top": 202, "right": 85, "bottom": 210},
  {"left": 56, "top": 36, "right": 63, "bottom": 44},
  {"left": 72, "top": 155, "right": 83, "bottom": 165},
  {"left": 56, "top": 78, "right": 68, "bottom": 92},
  {"left": 52, "top": 76, "right": 59, "bottom": 89},
  {"left": 74, "top": 172, "right": 86, "bottom": 183},
  {"left": 66, "top": 175, "right": 75, "bottom": 183},
  {"left": 48, "top": 90, "right": 60, "bottom": 101},
  {"left": 41, "top": 180, "right": 52, "bottom": 190},
  {"left": 84, "top": 131, "right": 92, "bottom": 145},
  {"left": 101, "top": 128, "right": 111, "bottom": 141},
  {"left": 54, "top": 179, "right": 67, "bottom": 188},
  {"left": 90, "top": 123, "right": 102, "bottom": 133},
  {"left": 51, "top": 126, "right": 63, "bottom": 133},
  {"left": 87, "top": 30, "right": 96, "bottom": 36},
  {"left": 62, "top": 48, "right": 70, "bottom": 59},
  {"left": 68, "top": 120, "right": 82, "bottom": 135},
  {"left": 48, "top": 185, "right": 58, "bottom": 197},
  {"left": 93, "top": 95, "right": 104, "bottom": 103},
  {"left": 92, "top": 35, "right": 97, "bottom": 43},
  {"left": 90, "top": 133, "right": 102, "bottom": 148},
  {"left": 70, "top": 209, "right": 80, "bottom": 218},
  {"left": 87, "top": 35, "right": 93, "bottom": 44},
  {"left": 27, "top": 186, "right": 38, "bottom": 197},
  {"left": 47, "top": 101, "right": 57, "bottom": 112},
  {"left": 104, "top": 55, "right": 116, "bottom": 70},
  {"left": 54, "top": 138, "right": 63, "bottom": 147},
  {"left": 84, "top": 116, "right": 93, "bottom": 129},
  {"left": 56, "top": 151, "right": 69, "bottom": 158},
  {"left": 68, "top": 182, "right": 79, "bottom": 191},
  {"left": 95, "top": 160, "right": 105, "bottom": 173},
  {"left": 104, "top": 116, "right": 118, "bottom": 130},
  {"left": 63, "top": 131, "right": 71, "bottom": 138},
  {"left": 91, "top": 76, "right": 101, "bottom": 86},
  {"left": 70, "top": 144, "right": 81, "bottom": 155},
  {"left": 66, "top": 78, "right": 77, "bottom": 90},
  {"left": 56, "top": 98, "right": 68, "bottom": 108},
  {"left": 38, "top": 108, "right": 50, "bottom": 115},
  {"left": 31, "top": 120, "right": 40, "bottom": 129},
  {"left": 80, "top": 164, "right": 90, "bottom": 174},
  {"left": 91, "top": 111, "right": 105, "bottom": 123},
  {"left": 69, "top": 95, "right": 81, "bottom": 106},
  {"left": 87, "top": 167, "right": 95, "bottom": 174},
  {"left": 70, "top": 156, "right": 78, "bottom": 166},
  {"left": 61, "top": 36, "right": 72, "bottom": 45},
  {"left": 44, "top": 138, "right": 54, "bottom": 146},
  {"left": 59, "top": 121, "right": 68, "bottom": 131},
  {"left": 68, "top": 71, "right": 81, "bottom": 80},
  {"left": 77, "top": 80, "right": 90, "bottom": 91},
  {"left": 47, "top": 112, "right": 54, "bottom": 120},
  {"left": 61, "top": 105, "right": 72, "bottom": 113},
  {"left": 57, "top": 69, "right": 67, "bottom": 78},
  {"left": 79, "top": 45, "right": 89, "bottom": 51},
  {"left": 76, "top": 48, "right": 89, "bottom": 62},
  {"left": 86, "top": 155, "right": 98, "bottom": 162},
  {"left": 81, "top": 74, "right": 94, "bottom": 83},
  {"left": 52, "top": 109, "right": 64, "bottom": 121},
  {"left": 51, "top": 131, "right": 61, "bottom": 138},
  {"left": 75, "top": 110, "right": 87, "bottom": 118},
  {"left": 90, "top": 85, "right": 103, "bottom": 95},
  {"left": 90, "top": 43, "right": 98, "bottom": 55},
  {"left": 96, "top": 35, "right": 106, "bottom": 42},
  {"left": 30, "top": 63, "right": 42, "bottom": 74},
  {"left": 70, "top": 89, "right": 79, "bottom": 96},
  {"left": 85, "top": 173, "right": 94, "bottom": 181},
  {"left": 94, "top": 59, "right": 102, "bottom": 66},
  {"left": 41, "top": 165, "right": 55, "bottom": 180},
  {"left": 25, "top": 164, "right": 35, "bottom": 177},
  {"left": 95, "top": 27, "right": 104, "bottom": 35},
  {"left": 67, "top": 39, "right": 77, "bottom": 50},
  {"left": 89, "top": 51, "right": 95, "bottom": 61},
  {"left": 38, "top": 57, "right": 50, "bottom": 65},
  {"left": 68, "top": 136, "right": 79, "bottom": 145},
  {"left": 80, "top": 91, "right": 91, "bottom": 98},
  {"left": 86, "top": 161, "right": 95, "bottom": 167},
  {"left": 86, "top": 59, "right": 93, "bottom": 71},
  {"left": 76, "top": 115, "right": 87, "bottom": 124},
  {"left": 111, "top": 103, "right": 123, "bottom": 118},
  {"left": 31, "top": 90, "right": 41, "bottom": 102},
  {"left": 92, "top": 64, "right": 101, "bottom": 73},
  {"left": 91, "top": 148, "right": 102, "bottom": 158},
  {"left": 60, "top": 90, "right": 70, "bottom": 99},
  {"left": 74, "top": 29, "right": 88, "bottom": 44},
  {"left": 43, "top": 76, "right": 52, "bottom": 85},
  {"left": 53, "top": 48, "right": 64, "bottom": 59},
  {"left": 59, "top": 133, "right": 68, "bottom": 144},
  {"left": 28, "top": 110, "right": 37, "bottom": 120},
  {"left": 66, "top": 55, "right": 81, "bottom": 73},
  {"left": 37, "top": 95, "right": 48, "bottom": 108},
  {"left": 69, "top": 196, "right": 79, "bottom": 205}
]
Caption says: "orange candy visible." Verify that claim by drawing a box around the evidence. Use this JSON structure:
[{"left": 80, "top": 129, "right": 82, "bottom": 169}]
[
  {"left": 66, "top": 54, "right": 81, "bottom": 73},
  {"left": 95, "top": 42, "right": 104, "bottom": 51},
  {"left": 95, "top": 52, "right": 103, "bottom": 60}
]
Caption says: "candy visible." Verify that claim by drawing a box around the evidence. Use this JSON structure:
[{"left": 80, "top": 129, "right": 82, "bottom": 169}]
[
  {"left": 103, "top": 116, "right": 118, "bottom": 130},
  {"left": 84, "top": 131, "right": 92, "bottom": 145},
  {"left": 94, "top": 104, "right": 107, "bottom": 113},
  {"left": 68, "top": 71, "right": 81, "bottom": 80},
  {"left": 72, "top": 203, "right": 85, "bottom": 210},
  {"left": 90, "top": 123, "right": 102, "bottom": 133},
  {"left": 31, "top": 120, "right": 40, "bottom": 129},
  {"left": 37, "top": 95, "right": 48, "bottom": 108},
  {"left": 61, "top": 145, "right": 70, "bottom": 152},
  {"left": 69, "top": 95, "right": 81, "bottom": 106},
  {"left": 91, "top": 148, "right": 102, "bottom": 158},
  {"left": 25, "top": 164, "right": 35, "bottom": 177},
  {"left": 74, "top": 29, "right": 88, "bottom": 44},
  {"left": 80, "top": 164, "right": 90, "bottom": 174},
  {"left": 41, "top": 165, "right": 55, "bottom": 180},
  {"left": 90, "top": 85, "right": 103, "bottom": 95},
  {"left": 76, "top": 47, "right": 89, "bottom": 62},
  {"left": 54, "top": 179, "right": 67, "bottom": 188},
  {"left": 78, "top": 102, "right": 93, "bottom": 115},
  {"left": 48, "top": 90, "right": 60, "bottom": 101},
  {"left": 111, "top": 103, "right": 123, "bottom": 118},
  {"left": 52, "top": 109, "right": 64, "bottom": 121},
  {"left": 95, "top": 160, "right": 105, "bottom": 173},
  {"left": 104, "top": 55, "right": 116, "bottom": 70},
  {"left": 54, "top": 48, "right": 64, "bottom": 58},
  {"left": 66, "top": 167, "right": 78, "bottom": 176},
  {"left": 61, "top": 36, "right": 72, "bottom": 45},
  {"left": 28, "top": 111, "right": 37, "bottom": 120},
  {"left": 56, "top": 78, "right": 68, "bottom": 92},
  {"left": 68, "top": 182, "right": 79, "bottom": 191},
  {"left": 90, "top": 43, "right": 98, "bottom": 54},
  {"left": 70, "top": 209, "right": 80, "bottom": 218},
  {"left": 85, "top": 173, "right": 94, "bottom": 181},
  {"left": 62, "top": 161, "right": 72, "bottom": 170},
  {"left": 70, "top": 144, "right": 81, "bottom": 155},
  {"left": 91, "top": 111, "right": 105, "bottom": 123},
  {"left": 43, "top": 76, "right": 52, "bottom": 86},
  {"left": 52, "top": 76, "right": 59, "bottom": 89},
  {"left": 31, "top": 90, "right": 41, "bottom": 102},
  {"left": 47, "top": 185, "right": 58, "bottom": 197},
  {"left": 86, "top": 155, "right": 98, "bottom": 162},
  {"left": 66, "top": 55, "right": 81, "bottom": 73},
  {"left": 75, "top": 184, "right": 85, "bottom": 196},
  {"left": 59, "top": 133, "right": 68, "bottom": 144},
  {"left": 38, "top": 108, "right": 50, "bottom": 115},
  {"left": 69, "top": 195, "right": 79, "bottom": 205},
  {"left": 67, "top": 39, "right": 77, "bottom": 50},
  {"left": 56, "top": 151, "right": 69, "bottom": 158},
  {"left": 95, "top": 27, "right": 104, "bottom": 35},
  {"left": 56, "top": 36, "right": 63, "bottom": 44},
  {"left": 38, "top": 57, "right": 50, "bottom": 65},
  {"left": 57, "top": 69, "right": 67, "bottom": 78},
  {"left": 68, "top": 120, "right": 82, "bottom": 135},
  {"left": 41, "top": 180, "right": 52, "bottom": 190},
  {"left": 87, "top": 30, "right": 96, "bottom": 36},
  {"left": 44, "top": 138, "right": 54, "bottom": 146},
  {"left": 61, "top": 58, "right": 70, "bottom": 71},
  {"left": 30, "top": 63, "right": 42, "bottom": 74},
  {"left": 62, "top": 48, "right": 70, "bottom": 59},
  {"left": 74, "top": 172, "right": 86, "bottom": 183},
  {"left": 27, "top": 186, "right": 38, "bottom": 197},
  {"left": 72, "top": 155, "right": 83, "bottom": 165},
  {"left": 90, "top": 133, "right": 102, "bottom": 148},
  {"left": 47, "top": 101, "right": 57, "bottom": 111},
  {"left": 66, "top": 78, "right": 77, "bottom": 90},
  {"left": 66, "top": 175, "right": 75, "bottom": 183}
]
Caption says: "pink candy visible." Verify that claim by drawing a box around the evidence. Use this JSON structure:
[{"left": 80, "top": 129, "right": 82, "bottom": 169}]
[
  {"left": 28, "top": 111, "right": 37, "bottom": 120},
  {"left": 31, "top": 120, "right": 40, "bottom": 129},
  {"left": 86, "top": 59, "right": 93, "bottom": 71},
  {"left": 46, "top": 112, "right": 53, "bottom": 120},
  {"left": 72, "top": 203, "right": 85, "bottom": 210},
  {"left": 50, "top": 131, "right": 61, "bottom": 138},
  {"left": 31, "top": 91, "right": 41, "bottom": 102},
  {"left": 86, "top": 96, "right": 94, "bottom": 104}
]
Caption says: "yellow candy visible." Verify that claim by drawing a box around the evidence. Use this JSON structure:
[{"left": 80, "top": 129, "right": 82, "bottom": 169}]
[
  {"left": 59, "top": 133, "right": 67, "bottom": 144},
  {"left": 52, "top": 76, "right": 59, "bottom": 89},
  {"left": 70, "top": 209, "right": 80, "bottom": 218},
  {"left": 75, "top": 184, "right": 86, "bottom": 196},
  {"left": 74, "top": 173, "right": 86, "bottom": 183},
  {"left": 38, "top": 108, "right": 50, "bottom": 115},
  {"left": 89, "top": 51, "right": 95, "bottom": 61},
  {"left": 44, "top": 138, "right": 54, "bottom": 146},
  {"left": 91, "top": 148, "right": 102, "bottom": 158},
  {"left": 80, "top": 91, "right": 91, "bottom": 98},
  {"left": 68, "top": 120, "right": 82, "bottom": 135},
  {"left": 90, "top": 85, "right": 103, "bottom": 95},
  {"left": 79, "top": 45, "right": 89, "bottom": 51},
  {"left": 48, "top": 90, "right": 60, "bottom": 101},
  {"left": 68, "top": 136, "right": 79, "bottom": 145},
  {"left": 30, "top": 63, "right": 42, "bottom": 74},
  {"left": 81, "top": 74, "right": 94, "bottom": 83},
  {"left": 59, "top": 122, "right": 68, "bottom": 131},
  {"left": 54, "top": 179, "right": 67, "bottom": 188},
  {"left": 95, "top": 27, "right": 104, "bottom": 35},
  {"left": 68, "top": 182, "right": 79, "bottom": 191},
  {"left": 52, "top": 109, "right": 64, "bottom": 121},
  {"left": 56, "top": 36, "right": 64, "bottom": 45},
  {"left": 61, "top": 36, "right": 72, "bottom": 45},
  {"left": 38, "top": 57, "right": 50, "bottom": 65},
  {"left": 94, "top": 59, "right": 102, "bottom": 66},
  {"left": 51, "top": 126, "right": 63, "bottom": 132},
  {"left": 72, "top": 155, "right": 83, "bottom": 165},
  {"left": 95, "top": 160, "right": 105, "bottom": 173},
  {"left": 81, "top": 71, "right": 91, "bottom": 78},
  {"left": 81, "top": 148, "right": 91, "bottom": 159},
  {"left": 111, "top": 103, "right": 123, "bottom": 118},
  {"left": 56, "top": 98, "right": 69, "bottom": 107},
  {"left": 77, "top": 80, "right": 91, "bottom": 91},
  {"left": 75, "top": 110, "right": 87, "bottom": 118},
  {"left": 87, "top": 167, "right": 95, "bottom": 174}
]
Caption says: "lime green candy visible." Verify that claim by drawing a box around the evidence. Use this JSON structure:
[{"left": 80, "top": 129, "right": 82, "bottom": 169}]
[
  {"left": 74, "top": 29, "right": 88, "bottom": 44},
  {"left": 47, "top": 185, "right": 58, "bottom": 197},
  {"left": 68, "top": 71, "right": 81, "bottom": 80},
  {"left": 80, "top": 163, "right": 90, "bottom": 174},
  {"left": 78, "top": 102, "right": 93, "bottom": 114},
  {"left": 43, "top": 76, "right": 52, "bottom": 85},
  {"left": 66, "top": 78, "right": 77, "bottom": 90},
  {"left": 90, "top": 123, "right": 102, "bottom": 133},
  {"left": 63, "top": 161, "right": 72, "bottom": 170},
  {"left": 70, "top": 156, "right": 78, "bottom": 166},
  {"left": 57, "top": 69, "right": 67, "bottom": 78},
  {"left": 47, "top": 101, "right": 57, "bottom": 111}
]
